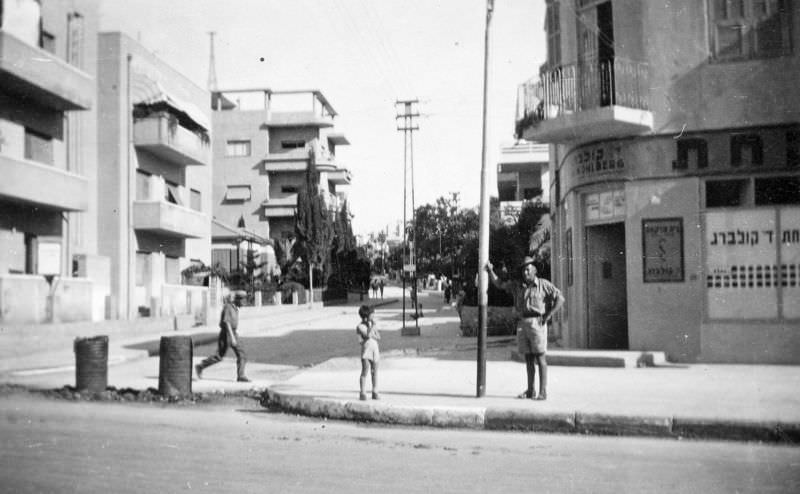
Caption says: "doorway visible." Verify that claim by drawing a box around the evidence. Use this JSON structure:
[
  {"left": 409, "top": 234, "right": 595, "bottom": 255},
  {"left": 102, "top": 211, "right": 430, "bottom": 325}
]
[{"left": 585, "top": 222, "right": 628, "bottom": 349}]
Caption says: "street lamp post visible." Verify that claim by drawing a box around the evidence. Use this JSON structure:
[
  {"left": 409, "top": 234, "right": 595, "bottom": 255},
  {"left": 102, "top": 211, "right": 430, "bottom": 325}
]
[{"left": 476, "top": 0, "right": 494, "bottom": 398}]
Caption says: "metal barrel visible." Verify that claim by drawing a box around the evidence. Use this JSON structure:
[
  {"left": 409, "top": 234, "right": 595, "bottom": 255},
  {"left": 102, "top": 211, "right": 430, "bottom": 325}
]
[
  {"left": 74, "top": 335, "right": 109, "bottom": 393},
  {"left": 158, "top": 335, "right": 193, "bottom": 397}
]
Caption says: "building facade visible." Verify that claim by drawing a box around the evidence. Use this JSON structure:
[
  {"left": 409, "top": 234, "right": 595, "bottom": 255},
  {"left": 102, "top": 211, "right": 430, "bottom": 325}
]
[
  {"left": 496, "top": 141, "right": 550, "bottom": 225},
  {"left": 211, "top": 89, "right": 351, "bottom": 260},
  {"left": 97, "top": 32, "right": 212, "bottom": 320},
  {"left": 516, "top": 0, "right": 799, "bottom": 363},
  {"left": 0, "top": 0, "right": 103, "bottom": 323}
]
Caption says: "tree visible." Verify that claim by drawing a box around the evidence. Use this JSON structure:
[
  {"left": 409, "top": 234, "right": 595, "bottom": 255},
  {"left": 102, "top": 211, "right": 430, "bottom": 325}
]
[{"left": 292, "top": 161, "right": 335, "bottom": 288}]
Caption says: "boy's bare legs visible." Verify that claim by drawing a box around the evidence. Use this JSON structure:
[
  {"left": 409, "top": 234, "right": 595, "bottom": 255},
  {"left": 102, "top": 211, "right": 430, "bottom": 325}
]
[
  {"left": 534, "top": 354, "right": 547, "bottom": 400},
  {"left": 371, "top": 361, "right": 379, "bottom": 399},
  {"left": 359, "top": 359, "right": 369, "bottom": 400}
]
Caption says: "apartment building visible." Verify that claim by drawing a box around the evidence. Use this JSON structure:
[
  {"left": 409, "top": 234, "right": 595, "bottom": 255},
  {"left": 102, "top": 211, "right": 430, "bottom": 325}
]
[
  {"left": 0, "top": 0, "right": 103, "bottom": 323},
  {"left": 211, "top": 89, "right": 351, "bottom": 264},
  {"left": 496, "top": 141, "right": 550, "bottom": 225},
  {"left": 515, "top": 0, "right": 799, "bottom": 363},
  {"left": 97, "top": 32, "right": 212, "bottom": 320}
]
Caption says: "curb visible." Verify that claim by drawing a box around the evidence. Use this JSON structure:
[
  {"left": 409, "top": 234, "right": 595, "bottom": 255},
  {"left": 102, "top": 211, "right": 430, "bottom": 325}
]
[{"left": 261, "top": 388, "right": 800, "bottom": 445}]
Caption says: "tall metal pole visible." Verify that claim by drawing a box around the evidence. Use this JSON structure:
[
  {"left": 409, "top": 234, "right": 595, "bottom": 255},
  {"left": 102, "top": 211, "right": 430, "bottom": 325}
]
[
  {"left": 477, "top": 0, "right": 494, "bottom": 398},
  {"left": 396, "top": 100, "right": 420, "bottom": 336}
]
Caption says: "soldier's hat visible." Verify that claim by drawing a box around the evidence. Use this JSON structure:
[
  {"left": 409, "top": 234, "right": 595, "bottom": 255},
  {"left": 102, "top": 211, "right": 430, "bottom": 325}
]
[
  {"left": 233, "top": 290, "right": 247, "bottom": 299},
  {"left": 521, "top": 256, "right": 537, "bottom": 268}
]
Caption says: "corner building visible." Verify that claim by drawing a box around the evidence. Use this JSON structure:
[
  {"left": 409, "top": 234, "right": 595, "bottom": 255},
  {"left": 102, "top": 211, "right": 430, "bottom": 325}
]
[
  {"left": 516, "top": 0, "right": 799, "bottom": 363},
  {"left": 0, "top": 0, "right": 102, "bottom": 323}
]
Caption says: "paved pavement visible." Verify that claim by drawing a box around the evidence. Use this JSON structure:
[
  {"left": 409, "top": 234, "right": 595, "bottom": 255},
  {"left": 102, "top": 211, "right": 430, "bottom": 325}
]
[{"left": 1, "top": 285, "right": 799, "bottom": 444}]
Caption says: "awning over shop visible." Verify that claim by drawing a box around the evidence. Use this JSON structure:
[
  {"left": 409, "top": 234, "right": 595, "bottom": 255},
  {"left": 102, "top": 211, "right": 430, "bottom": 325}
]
[{"left": 211, "top": 218, "right": 267, "bottom": 244}]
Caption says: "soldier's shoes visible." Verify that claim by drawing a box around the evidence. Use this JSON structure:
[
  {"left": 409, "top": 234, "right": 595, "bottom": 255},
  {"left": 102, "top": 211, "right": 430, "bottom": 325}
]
[
  {"left": 237, "top": 377, "right": 251, "bottom": 383},
  {"left": 371, "top": 392, "right": 380, "bottom": 400},
  {"left": 359, "top": 392, "right": 368, "bottom": 401},
  {"left": 195, "top": 365, "right": 203, "bottom": 380}
]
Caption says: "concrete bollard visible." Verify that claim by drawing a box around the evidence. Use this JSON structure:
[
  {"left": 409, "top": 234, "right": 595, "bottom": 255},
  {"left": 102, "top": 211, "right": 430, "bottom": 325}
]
[{"left": 74, "top": 335, "right": 108, "bottom": 393}]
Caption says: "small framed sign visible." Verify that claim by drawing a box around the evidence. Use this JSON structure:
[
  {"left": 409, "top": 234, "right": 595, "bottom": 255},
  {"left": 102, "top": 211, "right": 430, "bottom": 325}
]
[{"left": 642, "top": 218, "right": 684, "bottom": 283}]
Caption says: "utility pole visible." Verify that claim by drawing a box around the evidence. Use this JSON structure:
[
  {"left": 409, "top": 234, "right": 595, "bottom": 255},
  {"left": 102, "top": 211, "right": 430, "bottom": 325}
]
[
  {"left": 396, "top": 99, "right": 420, "bottom": 336},
  {"left": 477, "top": 0, "right": 494, "bottom": 397}
]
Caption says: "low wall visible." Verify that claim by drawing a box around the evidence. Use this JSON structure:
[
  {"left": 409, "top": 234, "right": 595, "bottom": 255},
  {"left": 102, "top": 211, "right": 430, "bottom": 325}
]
[
  {"left": 458, "top": 305, "right": 518, "bottom": 337},
  {"left": 0, "top": 274, "right": 93, "bottom": 324}
]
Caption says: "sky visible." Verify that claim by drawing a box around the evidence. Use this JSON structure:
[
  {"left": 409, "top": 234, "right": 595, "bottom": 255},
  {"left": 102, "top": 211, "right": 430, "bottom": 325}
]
[{"left": 98, "top": 0, "right": 546, "bottom": 237}]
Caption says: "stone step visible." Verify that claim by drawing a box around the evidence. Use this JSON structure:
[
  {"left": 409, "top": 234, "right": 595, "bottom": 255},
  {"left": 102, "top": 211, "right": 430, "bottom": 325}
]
[{"left": 511, "top": 349, "right": 670, "bottom": 368}]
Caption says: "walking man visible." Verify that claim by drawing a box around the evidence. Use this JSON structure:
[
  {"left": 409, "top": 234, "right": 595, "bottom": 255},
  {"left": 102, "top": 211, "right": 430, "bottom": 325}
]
[
  {"left": 486, "top": 257, "right": 563, "bottom": 400},
  {"left": 195, "top": 290, "right": 250, "bottom": 382}
]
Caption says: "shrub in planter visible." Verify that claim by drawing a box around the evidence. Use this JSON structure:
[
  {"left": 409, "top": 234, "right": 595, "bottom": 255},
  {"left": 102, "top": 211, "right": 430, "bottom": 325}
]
[{"left": 458, "top": 305, "right": 518, "bottom": 337}]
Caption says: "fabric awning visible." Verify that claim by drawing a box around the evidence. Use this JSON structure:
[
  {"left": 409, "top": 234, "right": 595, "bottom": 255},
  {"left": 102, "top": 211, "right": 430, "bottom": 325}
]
[
  {"left": 130, "top": 69, "right": 210, "bottom": 131},
  {"left": 225, "top": 185, "right": 251, "bottom": 201}
]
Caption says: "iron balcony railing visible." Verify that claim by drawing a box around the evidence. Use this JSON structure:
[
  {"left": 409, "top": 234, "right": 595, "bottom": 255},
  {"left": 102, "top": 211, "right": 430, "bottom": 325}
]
[{"left": 516, "top": 57, "right": 650, "bottom": 126}]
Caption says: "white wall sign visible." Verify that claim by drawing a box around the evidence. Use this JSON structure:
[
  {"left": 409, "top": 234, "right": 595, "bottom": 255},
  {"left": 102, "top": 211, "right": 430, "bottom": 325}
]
[
  {"left": 37, "top": 242, "right": 62, "bottom": 276},
  {"left": 705, "top": 210, "right": 778, "bottom": 319}
]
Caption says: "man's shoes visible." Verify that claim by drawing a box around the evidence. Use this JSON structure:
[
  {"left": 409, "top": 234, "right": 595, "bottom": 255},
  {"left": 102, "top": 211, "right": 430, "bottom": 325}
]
[
  {"left": 372, "top": 392, "right": 380, "bottom": 400},
  {"left": 516, "top": 390, "right": 533, "bottom": 399},
  {"left": 359, "top": 392, "right": 367, "bottom": 401},
  {"left": 237, "top": 377, "right": 251, "bottom": 383},
  {"left": 534, "top": 392, "right": 547, "bottom": 401},
  {"left": 195, "top": 365, "right": 203, "bottom": 380}
]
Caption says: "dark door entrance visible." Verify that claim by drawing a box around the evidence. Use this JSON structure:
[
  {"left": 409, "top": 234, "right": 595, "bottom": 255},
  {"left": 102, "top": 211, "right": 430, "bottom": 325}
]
[{"left": 585, "top": 222, "right": 628, "bottom": 349}]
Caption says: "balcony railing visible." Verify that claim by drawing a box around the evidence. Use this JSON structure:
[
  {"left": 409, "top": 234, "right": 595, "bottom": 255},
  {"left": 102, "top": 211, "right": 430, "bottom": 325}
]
[{"left": 517, "top": 57, "right": 650, "bottom": 128}]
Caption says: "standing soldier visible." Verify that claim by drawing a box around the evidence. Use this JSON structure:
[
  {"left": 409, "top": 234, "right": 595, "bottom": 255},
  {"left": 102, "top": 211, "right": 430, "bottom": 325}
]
[
  {"left": 195, "top": 290, "right": 250, "bottom": 382},
  {"left": 486, "top": 257, "right": 564, "bottom": 400}
]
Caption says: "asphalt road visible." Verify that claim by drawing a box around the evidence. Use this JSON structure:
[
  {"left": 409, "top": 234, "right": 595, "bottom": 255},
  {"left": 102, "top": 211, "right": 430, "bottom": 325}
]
[{"left": 1, "top": 393, "right": 798, "bottom": 493}]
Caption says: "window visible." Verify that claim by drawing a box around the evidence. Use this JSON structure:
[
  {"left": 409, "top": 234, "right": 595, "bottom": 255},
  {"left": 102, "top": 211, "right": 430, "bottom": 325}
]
[
  {"left": 731, "top": 134, "right": 763, "bottom": 166},
  {"left": 675, "top": 138, "right": 708, "bottom": 169},
  {"left": 706, "top": 179, "right": 749, "bottom": 207},
  {"left": 545, "top": 1, "right": 562, "bottom": 69},
  {"left": 225, "top": 140, "right": 251, "bottom": 157},
  {"left": 755, "top": 176, "right": 800, "bottom": 204},
  {"left": 523, "top": 187, "right": 543, "bottom": 200},
  {"left": 24, "top": 128, "right": 53, "bottom": 165},
  {"left": 136, "top": 170, "right": 151, "bottom": 200},
  {"left": 165, "top": 181, "right": 182, "bottom": 205},
  {"left": 224, "top": 185, "right": 251, "bottom": 202},
  {"left": 40, "top": 31, "right": 55, "bottom": 54},
  {"left": 135, "top": 252, "right": 150, "bottom": 286},
  {"left": 711, "top": 0, "right": 792, "bottom": 60},
  {"left": 165, "top": 256, "right": 180, "bottom": 285},
  {"left": 190, "top": 188, "right": 201, "bottom": 211},
  {"left": 498, "top": 182, "right": 516, "bottom": 201},
  {"left": 281, "top": 140, "right": 306, "bottom": 149},
  {"left": 281, "top": 186, "right": 299, "bottom": 194}
]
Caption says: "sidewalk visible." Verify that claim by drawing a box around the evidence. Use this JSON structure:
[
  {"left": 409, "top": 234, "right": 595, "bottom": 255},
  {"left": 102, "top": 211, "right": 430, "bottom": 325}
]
[{"left": 1, "top": 285, "right": 799, "bottom": 444}]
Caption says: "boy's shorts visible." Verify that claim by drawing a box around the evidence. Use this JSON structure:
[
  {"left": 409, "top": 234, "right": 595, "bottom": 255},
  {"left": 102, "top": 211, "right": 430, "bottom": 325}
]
[
  {"left": 517, "top": 317, "right": 547, "bottom": 355},
  {"left": 361, "top": 339, "right": 380, "bottom": 362}
]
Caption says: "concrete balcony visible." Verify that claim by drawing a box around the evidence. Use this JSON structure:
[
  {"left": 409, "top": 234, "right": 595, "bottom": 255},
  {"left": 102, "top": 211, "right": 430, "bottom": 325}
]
[
  {"left": 326, "top": 168, "right": 352, "bottom": 185},
  {"left": 516, "top": 58, "right": 652, "bottom": 144},
  {"left": 133, "top": 200, "right": 207, "bottom": 238},
  {"left": 263, "top": 148, "right": 310, "bottom": 173},
  {"left": 261, "top": 194, "right": 297, "bottom": 218},
  {"left": 133, "top": 115, "right": 210, "bottom": 166},
  {"left": 0, "top": 30, "right": 93, "bottom": 111},
  {"left": 0, "top": 154, "right": 88, "bottom": 211}
]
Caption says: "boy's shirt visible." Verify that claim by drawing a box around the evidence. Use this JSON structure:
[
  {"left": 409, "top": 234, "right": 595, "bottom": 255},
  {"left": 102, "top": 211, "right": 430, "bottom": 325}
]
[{"left": 356, "top": 321, "right": 379, "bottom": 343}]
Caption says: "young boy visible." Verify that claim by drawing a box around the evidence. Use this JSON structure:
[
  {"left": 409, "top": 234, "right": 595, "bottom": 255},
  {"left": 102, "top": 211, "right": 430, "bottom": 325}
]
[{"left": 356, "top": 304, "right": 380, "bottom": 400}]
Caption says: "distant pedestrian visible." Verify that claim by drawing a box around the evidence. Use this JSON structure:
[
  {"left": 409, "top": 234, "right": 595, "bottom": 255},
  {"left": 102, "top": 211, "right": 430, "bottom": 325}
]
[
  {"left": 371, "top": 278, "right": 379, "bottom": 298},
  {"left": 486, "top": 257, "right": 563, "bottom": 400},
  {"left": 444, "top": 279, "right": 452, "bottom": 305},
  {"left": 356, "top": 304, "right": 380, "bottom": 400},
  {"left": 379, "top": 278, "right": 385, "bottom": 299},
  {"left": 195, "top": 290, "right": 250, "bottom": 382}
]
